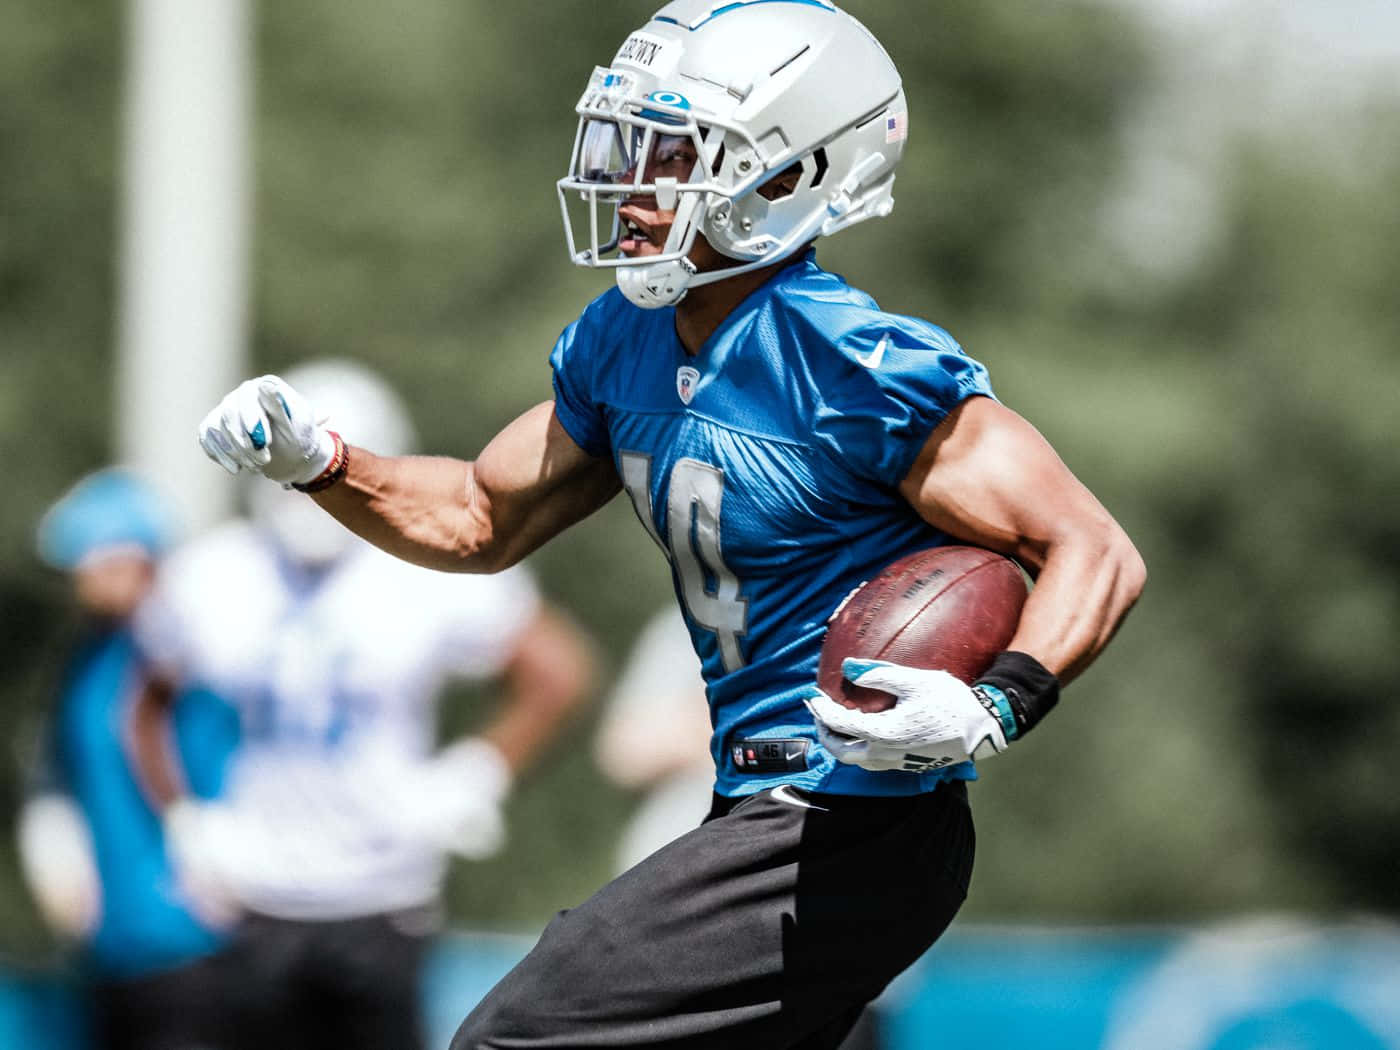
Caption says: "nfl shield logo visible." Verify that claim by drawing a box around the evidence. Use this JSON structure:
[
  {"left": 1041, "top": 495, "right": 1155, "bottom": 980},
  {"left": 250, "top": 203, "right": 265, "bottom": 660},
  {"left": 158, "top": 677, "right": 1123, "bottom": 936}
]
[{"left": 676, "top": 365, "right": 699, "bottom": 405}]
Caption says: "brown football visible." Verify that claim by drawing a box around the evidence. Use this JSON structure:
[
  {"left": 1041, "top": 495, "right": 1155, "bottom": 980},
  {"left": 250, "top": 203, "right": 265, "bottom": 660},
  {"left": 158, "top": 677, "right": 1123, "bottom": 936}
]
[{"left": 817, "top": 546, "right": 1028, "bottom": 712}]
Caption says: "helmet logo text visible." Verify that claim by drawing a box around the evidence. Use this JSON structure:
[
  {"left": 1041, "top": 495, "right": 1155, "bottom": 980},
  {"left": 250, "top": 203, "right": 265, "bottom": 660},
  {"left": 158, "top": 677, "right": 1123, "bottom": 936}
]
[{"left": 616, "top": 33, "right": 667, "bottom": 68}]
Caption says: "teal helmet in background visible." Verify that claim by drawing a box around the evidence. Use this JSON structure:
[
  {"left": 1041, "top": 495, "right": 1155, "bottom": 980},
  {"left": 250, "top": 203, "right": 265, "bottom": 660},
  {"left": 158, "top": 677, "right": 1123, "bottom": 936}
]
[{"left": 37, "top": 468, "right": 177, "bottom": 570}]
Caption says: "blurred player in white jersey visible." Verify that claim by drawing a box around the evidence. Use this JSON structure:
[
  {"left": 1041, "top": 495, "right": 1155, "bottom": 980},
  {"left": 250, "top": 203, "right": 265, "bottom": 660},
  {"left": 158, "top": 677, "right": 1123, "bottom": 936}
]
[
  {"left": 142, "top": 361, "right": 595, "bottom": 1050},
  {"left": 594, "top": 606, "right": 712, "bottom": 874}
]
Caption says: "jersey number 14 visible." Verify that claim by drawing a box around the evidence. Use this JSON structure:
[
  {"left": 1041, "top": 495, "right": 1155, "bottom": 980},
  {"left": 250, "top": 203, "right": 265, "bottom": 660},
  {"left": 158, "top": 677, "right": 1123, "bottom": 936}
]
[{"left": 620, "top": 452, "right": 748, "bottom": 672}]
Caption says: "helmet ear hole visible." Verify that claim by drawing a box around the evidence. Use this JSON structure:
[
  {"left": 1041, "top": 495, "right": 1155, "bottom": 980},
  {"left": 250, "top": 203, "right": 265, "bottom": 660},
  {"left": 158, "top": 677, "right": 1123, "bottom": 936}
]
[
  {"left": 756, "top": 161, "right": 803, "bottom": 202},
  {"left": 710, "top": 141, "right": 727, "bottom": 178}
]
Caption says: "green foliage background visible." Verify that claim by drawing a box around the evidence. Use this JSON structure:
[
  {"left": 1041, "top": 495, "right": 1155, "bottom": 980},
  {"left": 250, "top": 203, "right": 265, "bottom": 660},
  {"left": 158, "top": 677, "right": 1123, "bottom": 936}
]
[{"left": 2, "top": 0, "right": 1398, "bottom": 956}]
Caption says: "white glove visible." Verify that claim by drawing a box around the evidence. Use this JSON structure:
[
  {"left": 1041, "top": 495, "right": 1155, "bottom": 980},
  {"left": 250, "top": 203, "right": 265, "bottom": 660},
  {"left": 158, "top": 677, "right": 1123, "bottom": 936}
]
[
  {"left": 197, "top": 375, "right": 336, "bottom": 486},
  {"left": 805, "top": 658, "right": 1013, "bottom": 773},
  {"left": 17, "top": 795, "right": 102, "bottom": 939},
  {"left": 162, "top": 798, "right": 245, "bottom": 928},
  {"left": 387, "top": 739, "right": 512, "bottom": 861}
]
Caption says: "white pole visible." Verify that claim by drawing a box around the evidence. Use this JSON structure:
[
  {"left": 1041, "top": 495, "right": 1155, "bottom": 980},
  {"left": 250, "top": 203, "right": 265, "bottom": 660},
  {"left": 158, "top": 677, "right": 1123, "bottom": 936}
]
[{"left": 117, "top": 0, "right": 252, "bottom": 533}]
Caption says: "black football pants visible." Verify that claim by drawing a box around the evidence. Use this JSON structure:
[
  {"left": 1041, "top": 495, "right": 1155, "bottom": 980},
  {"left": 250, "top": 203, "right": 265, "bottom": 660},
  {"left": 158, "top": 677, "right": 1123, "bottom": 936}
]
[{"left": 452, "top": 780, "right": 974, "bottom": 1050}]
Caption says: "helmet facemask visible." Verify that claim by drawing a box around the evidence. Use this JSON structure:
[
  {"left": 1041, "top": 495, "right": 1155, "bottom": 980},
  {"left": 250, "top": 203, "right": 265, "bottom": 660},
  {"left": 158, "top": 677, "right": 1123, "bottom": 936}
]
[
  {"left": 558, "top": 70, "right": 728, "bottom": 308},
  {"left": 559, "top": 70, "right": 832, "bottom": 308}
]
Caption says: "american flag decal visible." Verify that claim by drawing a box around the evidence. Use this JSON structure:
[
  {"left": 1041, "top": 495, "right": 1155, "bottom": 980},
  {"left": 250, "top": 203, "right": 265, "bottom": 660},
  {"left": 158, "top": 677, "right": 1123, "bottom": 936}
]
[{"left": 885, "top": 111, "right": 908, "bottom": 144}]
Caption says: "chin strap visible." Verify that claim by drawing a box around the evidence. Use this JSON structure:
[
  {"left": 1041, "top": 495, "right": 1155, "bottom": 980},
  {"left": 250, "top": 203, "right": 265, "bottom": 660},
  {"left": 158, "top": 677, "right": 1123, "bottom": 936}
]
[
  {"left": 611, "top": 181, "right": 822, "bottom": 309},
  {"left": 616, "top": 191, "right": 709, "bottom": 309},
  {"left": 616, "top": 257, "right": 699, "bottom": 308}
]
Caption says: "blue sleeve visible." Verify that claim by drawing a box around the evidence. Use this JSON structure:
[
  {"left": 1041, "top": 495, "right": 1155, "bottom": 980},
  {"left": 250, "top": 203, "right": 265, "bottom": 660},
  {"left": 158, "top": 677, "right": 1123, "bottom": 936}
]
[
  {"left": 37, "top": 649, "right": 93, "bottom": 795},
  {"left": 548, "top": 303, "right": 611, "bottom": 459},
  {"left": 171, "top": 687, "right": 241, "bottom": 800},
  {"left": 814, "top": 319, "right": 994, "bottom": 486}
]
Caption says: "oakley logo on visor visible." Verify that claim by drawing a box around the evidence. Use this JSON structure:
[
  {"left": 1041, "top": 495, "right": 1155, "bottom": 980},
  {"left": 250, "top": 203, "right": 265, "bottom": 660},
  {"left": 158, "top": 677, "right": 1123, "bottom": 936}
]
[
  {"left": 641, "top": 91, "right": 691, "bottom": 124},
  {"left": 646, "top": 91, "right": 689, "bottom": 109}
]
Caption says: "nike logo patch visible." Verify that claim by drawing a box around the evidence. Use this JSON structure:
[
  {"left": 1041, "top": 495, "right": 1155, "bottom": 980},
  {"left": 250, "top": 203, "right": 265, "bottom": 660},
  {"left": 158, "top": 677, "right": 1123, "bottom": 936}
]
[
  {"left": 854, "top": 335, "right": 890, "bottom": 369},
  {"left": 731, "top": 737, "right": 809, "bottom": 773}
]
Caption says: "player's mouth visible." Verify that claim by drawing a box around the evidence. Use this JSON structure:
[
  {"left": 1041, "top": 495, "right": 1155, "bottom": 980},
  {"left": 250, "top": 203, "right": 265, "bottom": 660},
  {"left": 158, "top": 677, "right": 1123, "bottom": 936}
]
[{"left": 618, "top": 205, "right": 668, "bottom": 257}]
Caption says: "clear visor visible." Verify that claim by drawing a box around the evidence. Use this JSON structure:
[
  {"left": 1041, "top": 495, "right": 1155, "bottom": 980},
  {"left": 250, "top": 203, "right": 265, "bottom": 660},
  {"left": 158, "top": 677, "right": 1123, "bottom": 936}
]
[
  {"left": 577, "top": 120, "right": 641, "bottom": 184},
  {"left": 572, "top": 119, "right": 702, "bottom": 188}
]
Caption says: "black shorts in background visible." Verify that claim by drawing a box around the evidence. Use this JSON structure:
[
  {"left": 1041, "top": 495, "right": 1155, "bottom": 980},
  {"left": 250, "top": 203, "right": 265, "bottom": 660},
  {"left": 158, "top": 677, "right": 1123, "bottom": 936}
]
[
  {"left": 453, "top": 780, "right": 974, "bottom": 1050},
  {"left": 91, "top": 951, "right": 241, "bottom": 1050},
  {"left": 225, "top": 909, "right": 434, "bottom": 1050}
]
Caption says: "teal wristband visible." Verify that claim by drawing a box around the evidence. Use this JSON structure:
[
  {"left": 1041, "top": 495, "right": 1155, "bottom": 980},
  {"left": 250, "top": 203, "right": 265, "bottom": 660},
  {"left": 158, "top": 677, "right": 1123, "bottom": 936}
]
[
  {"left": 975, "top": 651, "right": 1060, "bottom": 738},
  {"left": 972, "top": 683, "right": 1020, "bottom": 741}
]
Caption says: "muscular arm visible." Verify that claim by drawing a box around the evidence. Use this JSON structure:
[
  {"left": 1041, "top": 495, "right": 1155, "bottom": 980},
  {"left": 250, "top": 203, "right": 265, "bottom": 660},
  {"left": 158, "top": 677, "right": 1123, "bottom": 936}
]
[
  {"left": 311, "top": 401, "right": 621, "bottom": 574},
  {"left": 899, "top": 396, "right": 1146, "bottom": 684}
]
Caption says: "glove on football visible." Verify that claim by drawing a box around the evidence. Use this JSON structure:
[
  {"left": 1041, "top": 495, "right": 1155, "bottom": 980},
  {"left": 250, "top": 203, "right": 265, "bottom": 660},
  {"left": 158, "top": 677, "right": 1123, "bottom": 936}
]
[
  {"left": 805, "top": 658, "right": 1014, "bottom": 773},
  {"left": 197, "top": 375, "right": 336, "bottom": 486}
]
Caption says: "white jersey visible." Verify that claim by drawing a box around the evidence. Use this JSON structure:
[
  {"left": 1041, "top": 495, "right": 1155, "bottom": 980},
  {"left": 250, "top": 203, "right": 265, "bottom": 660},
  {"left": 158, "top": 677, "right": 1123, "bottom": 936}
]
[
  {"left": 594, "top": 609, "right": 714, "bottom": 873},
  {"left": 136, "top": 521, "right": 539, "bottom": 919}
]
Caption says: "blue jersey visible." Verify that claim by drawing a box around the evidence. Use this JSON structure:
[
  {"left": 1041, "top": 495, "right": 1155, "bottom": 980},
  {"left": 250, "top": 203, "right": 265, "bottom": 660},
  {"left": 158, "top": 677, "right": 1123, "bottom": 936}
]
[
  {"left": 47, "top": 628, "right": 238, "bottom": 977},
  {"left": 551, "top": 251, "right": 996, "bottom": 797}
]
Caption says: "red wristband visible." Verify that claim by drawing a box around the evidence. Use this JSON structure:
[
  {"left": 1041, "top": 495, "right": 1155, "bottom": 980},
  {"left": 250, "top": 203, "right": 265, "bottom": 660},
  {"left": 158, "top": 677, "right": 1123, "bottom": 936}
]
[{"left": 292, "top": 431, "right": 349, "bottom": 493}]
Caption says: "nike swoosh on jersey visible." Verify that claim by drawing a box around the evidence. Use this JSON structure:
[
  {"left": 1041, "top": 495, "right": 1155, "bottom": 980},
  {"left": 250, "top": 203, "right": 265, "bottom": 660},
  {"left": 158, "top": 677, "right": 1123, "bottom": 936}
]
[
  {"left": 770, "top": 784, "right": 830, "bottom": 811},
  {"left": 854, "top": 335, "right": 890, "bottom": 369}
]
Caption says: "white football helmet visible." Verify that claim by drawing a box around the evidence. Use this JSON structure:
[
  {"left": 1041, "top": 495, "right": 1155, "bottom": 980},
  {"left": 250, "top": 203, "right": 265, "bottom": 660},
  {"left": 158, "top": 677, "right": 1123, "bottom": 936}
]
[
  {"left": 248, "top": 359, "right": 417, "bottom": 565},
  {"left": 557, "top": 0, "right": 908, "bottom": 309}
]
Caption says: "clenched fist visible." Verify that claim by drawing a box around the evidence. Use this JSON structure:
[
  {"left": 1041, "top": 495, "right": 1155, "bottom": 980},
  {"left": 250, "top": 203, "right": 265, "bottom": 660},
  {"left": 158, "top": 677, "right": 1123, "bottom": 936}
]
[{"left": 197, "top": 375, "right": 336, "bottom": 486}]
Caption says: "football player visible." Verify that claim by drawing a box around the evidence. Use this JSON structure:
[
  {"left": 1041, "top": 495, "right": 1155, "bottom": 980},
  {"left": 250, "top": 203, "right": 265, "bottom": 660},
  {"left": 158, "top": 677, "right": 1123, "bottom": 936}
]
[
  {"left": 159, "top": 361, "right": 594, "bottom": 1049},
  {"left": 197, "top": 3, "right": 1146, "bottom": 1047},
  {"left": 22, "top": 469, "right": 242, "bottom": 1050}
]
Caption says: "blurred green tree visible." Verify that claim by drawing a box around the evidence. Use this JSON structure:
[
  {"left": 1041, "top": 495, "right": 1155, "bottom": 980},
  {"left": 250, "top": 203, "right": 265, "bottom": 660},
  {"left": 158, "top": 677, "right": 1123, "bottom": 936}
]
[
  {"left": 1145, "top": 139, "right": 1400, "bottom": 910},
  {"left": 0, "top": 0, "right": 122, "bottom": 954}
]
